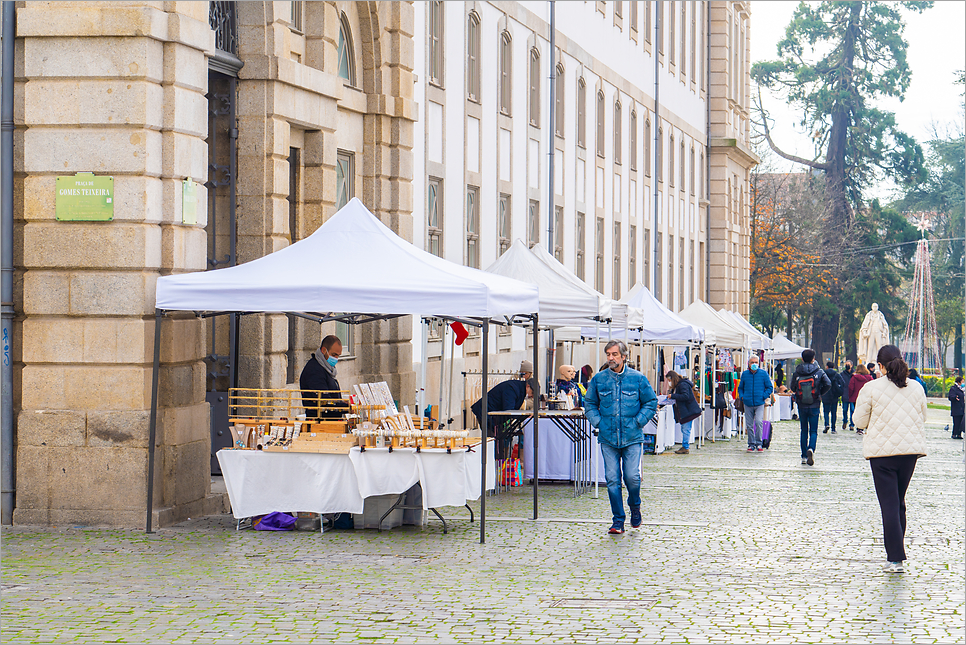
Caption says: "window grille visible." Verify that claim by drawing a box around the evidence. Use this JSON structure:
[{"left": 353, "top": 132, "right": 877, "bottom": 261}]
[
  {"left": 499, "top": 194, "right": 511, "bottom": 255},
  {"left": 529, "top": 48, "right": 541, "bottom": 127},
  {"left": 338, "top": 13, "right": 355, "bottom": 84},
  {"left": 336, "top": 151, "right": 353, "bottom": 210},
  {"left": 576, "top": 212, "right": 586, "bottom": 280},
  {"left": 427, "top": 178, "right": 443, "bottom": 257},
  {"left": 466, "top": 186, "right": 480, "bottom": 268},
  {"left": 500, "top": 32, "right": 512, "bottom": 115},
  {"left": 467, "top": 13, "right": 481, "bottom": 101},
  {"left": 577, "top": 79, "right": 586, "bottom": 148},
  {"left": 613, "top": 222, "right": 622, "bottom": 299},
  {"left": 527, "top": 200, "right": 540, "bottom": 248},
  {"left": 429, "top": 1, "right": 444, "bottom": 86}
]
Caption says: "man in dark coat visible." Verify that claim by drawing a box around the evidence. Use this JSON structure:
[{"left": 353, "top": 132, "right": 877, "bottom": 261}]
[
  {"left": 949, "top": 375, "right": 964, "bottom": 440},
  {"left": 471, "top": 377, "right": 536, "bottom": 459},
  {"left": 840, "top": 361, "right": 854, "bottom": 431},
  {"left": 821, "top": 360, "right": 845, "bottom": 434},
  {"left": 790, "top": 349, "right": 832, "bottom": 466},
  {"left": 299, "top": 335, "right": 349, "bottom": 419}
]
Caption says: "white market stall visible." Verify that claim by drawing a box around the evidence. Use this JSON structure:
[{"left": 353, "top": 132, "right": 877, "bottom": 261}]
[
  {"left": 771, "top": 333, "right": 809, "bottom": 360},
  {"left": 150, "top": 198, "right": 541, "bottom": 543}
]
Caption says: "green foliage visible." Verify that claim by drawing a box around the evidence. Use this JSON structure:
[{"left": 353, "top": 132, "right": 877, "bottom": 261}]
[{"left": 923, "top": 374, "right": 959, "bottom": 397}]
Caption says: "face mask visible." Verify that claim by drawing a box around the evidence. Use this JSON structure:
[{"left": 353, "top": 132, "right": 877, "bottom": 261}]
[
  {"left": 750, "top": 364, "right": 759, "bottom": 372},
  {"left": 326, "top": 356, "right": 338, "bottom": 368}
]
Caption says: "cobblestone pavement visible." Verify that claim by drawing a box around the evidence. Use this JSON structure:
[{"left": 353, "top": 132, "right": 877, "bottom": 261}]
[{"left": 3, "top": 406, "right": 964, "bottom": 644}]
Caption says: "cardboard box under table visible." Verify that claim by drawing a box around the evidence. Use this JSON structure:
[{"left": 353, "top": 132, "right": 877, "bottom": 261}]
[{"left": 216, "top": 443, "right": 496, "bottom": 532}]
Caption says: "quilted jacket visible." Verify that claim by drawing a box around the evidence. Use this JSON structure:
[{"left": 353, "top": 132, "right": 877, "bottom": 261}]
[{"left": 852, "top": 376, "right": 928, "bottom": 460}]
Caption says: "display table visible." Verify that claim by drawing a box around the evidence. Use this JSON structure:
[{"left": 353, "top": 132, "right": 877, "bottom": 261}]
[
  {"left": 217, "top": 443, "right": 495, "bottom": 522},
  {"left": 777, "top": 395, "right": 795, "bottom": 420}
]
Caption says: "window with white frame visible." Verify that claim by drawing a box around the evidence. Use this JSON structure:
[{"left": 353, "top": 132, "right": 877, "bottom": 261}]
[
  {"left": 630, "top": 1, "right": 638, "bottom": 33},
  {"left": 527, "top": 199, "right": 540, "bottom": 248},
  {"left": 680, "top": 140, "right": 686, "bottom": 193},
  {"left": 613, "top": 222, "right": 622, "bottom": 299},
  {"left": 690, "top": 146, "right": 695, "bottom": 196},
  {"left": 427, "top": 178, "right": 442, "bottom": 257},
  {"left": 336, "top": 150, "right": 353, "bottom": 210},
  {"left": 596, "top": 90, "right": 605, "bottom": 158},
  {"left": 678, "top": 236, "right": 685, "bottom": 307},
  {"left": 645, "top": 1, "right": 652, "bottom": 44},
  {"left": 690, "top": 1, "right": 696, "bottom": 80},
  {"left": 554, "top": 206, "right": 564, "bottom": 262},
  {"left": 630, "top": 110, "right": 637, "bottom": 171},
  {"left": 629, "top": 224, "right": 637, "bottom": 287},
  {"left": 595, "top": 216, "right": 605, "bottom": 292},
  {"left": 657, "top": 125, "right": 663, "bottom": 183},
  {"left": 577, "top": 78, "right": 586, "bottom": 148},
  {"left": 499, "top": 194, "right": 511, "bottom": 255},
  {"left": 614, "top": 100, "right": 622, "bottom": 165},
  {"left": 681, "top": 1, "right": 687, "bottom": 77},
  {"left": 669, "top": 1, "right": 676, "bottom": 65},
  {"left": 669, "top": 133, "right": 675, "bottom": 187},
  {"left": 555, "top": 64, "right": 565, "bottom": 137},
  {"left": 576, "top": 212, "right": 586, "bottom": 281},
  {"left": 615, "top": 1, "right": 623, "bottom": 19},
  {"left": 466, "top": 186, "right": 479, "bottom": 268},
  {"left": 644, "top": 118, "right": 651, "bottom": 177},
  {"left": 291, "top": 1, "right": 303, "bottom": 33},
  {"left": 338, "top": 13, "right": 355, "bottom": 85},
  {"left": 656, "top": 231, "right": 663, "bottom": 300},
  {"left": 529, "top": 48, "right": 541, "bottom": 127},
  {"left": 689, "top": 239, "right": 695, "bottom": 305},
  {"left": 429, "top": 1, "right": 444, "bottom": 87},
  {"left": 499, "top": 32, "right": 512, "bottom": 115},
  {"left": 643, "top": 228, "right": 650, "bottom": 289},
  {"left": 467, "top": 12, "right": 481, "bottom": 101}
]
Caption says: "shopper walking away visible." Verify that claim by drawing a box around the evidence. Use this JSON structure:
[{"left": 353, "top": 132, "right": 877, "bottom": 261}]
[
  {"left": 822, "top": 361, "right": 845, "bottom": 434},
  {"left": 848, "top": 364, "right": 874, "bottom": 435},
  {"left": 775, "top": 363, "right": 785, "bottom": 388},
  {"left": 790, "top": 349, "right": 831, "bottom": 466},
  {"left": 840, "top": 361, "right": 855, "bottom": 430},
  {"left": 852, "top": 345, "right": 928, "bottom": 573},
  {"left": 948, "top": 376, "right": 964, "bottom": 440},
  {"left": 737, "top": 356, "right": 774, "bottom": 452},
  {"left": 666, "top": 370, "right": 702, "bottom": 454},
  {"left": 907, "top": 368, "right": 927, "bottom": 393},
  {"left": 584, "top": 340, "right": 658, "bottom": 534}
]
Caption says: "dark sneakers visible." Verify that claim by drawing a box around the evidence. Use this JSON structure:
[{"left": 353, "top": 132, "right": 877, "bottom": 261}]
[
  {"left": 630, "top": 506, "right": 642, "bottom": 528},
  {"left": 608, "top": 524, "right": 625, "bottom": 535},
  {"left": 806, "top": 449, "right": 815, "bottom": 466}
]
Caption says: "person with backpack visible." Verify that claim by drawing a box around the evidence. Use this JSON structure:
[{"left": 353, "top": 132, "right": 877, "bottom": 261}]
[
  {"left": 848, "top": 364, "right": 874, "bottom": 435},
  {"left": 822, "top": 360, "right": 845, "bottom": 434},
  {"left": 665, "top": 370, "right": 702, "bottom": 455},
  {"left": 737, "top": 355, "right": 774, "bottom": 452},
  {"left": 840, "top": 361, "right": 854, "bottom": 431},
  {"left": 789, "top": 349, "right": 832, "bottom": 466}
]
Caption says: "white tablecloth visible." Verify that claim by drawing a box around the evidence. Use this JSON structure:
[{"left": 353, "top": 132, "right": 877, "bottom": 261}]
[
  {"left": 777, "top": 395, "right": 795, "bottom": 420},
  {"left": 522, "top": 418, "right": 585, "bottom": 480},
  {"left": 217, "top": 443, "right": 495, "bottom": 519}
]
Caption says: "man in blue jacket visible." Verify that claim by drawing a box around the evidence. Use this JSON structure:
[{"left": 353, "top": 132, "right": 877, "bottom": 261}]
[
  {"left": 737, "top": 355, "right": 774, "bottom": 452},
  {"left": 584, "top": 340, "right": 658, "bottom": 534}
]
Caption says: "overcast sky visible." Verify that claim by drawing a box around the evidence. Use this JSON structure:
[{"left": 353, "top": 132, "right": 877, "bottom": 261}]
[{"left": 750, "top": 0, "right": 966, "bottom": 201}]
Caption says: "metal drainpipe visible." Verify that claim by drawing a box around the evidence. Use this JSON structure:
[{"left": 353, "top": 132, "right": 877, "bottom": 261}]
[
  {"left": 1, "top": 1, "right": 17, "bottom": 526},
  {"left": 546, "top": 1, "right": 556, "bottom": 394},
  {"left": 705, "top": 3, "right": 711, "bottom": 304}
]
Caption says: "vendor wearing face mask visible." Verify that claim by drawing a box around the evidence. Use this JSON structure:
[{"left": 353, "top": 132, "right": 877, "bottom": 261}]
[{"left": 300, "top": 334, "right": 348, "bottom": 419}]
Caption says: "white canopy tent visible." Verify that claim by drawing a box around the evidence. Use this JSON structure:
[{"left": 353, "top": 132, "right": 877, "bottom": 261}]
[
  {"left": 483, "top": 240, "right": 611, "bottom": 327},
  {"left": 771, "top": 333, "right": 810, "bottom": 360},
  {"left": 719, "top": 309, "right": 772, "bottom": 351},
  {"left": 152, "top": 198, "right": 542, "bottom": 542},
  {"left": 678, "top": 300, "right": 749, "bottom": 350}
]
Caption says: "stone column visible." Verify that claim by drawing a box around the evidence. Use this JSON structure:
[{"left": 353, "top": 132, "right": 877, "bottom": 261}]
[{"left": 14, "top": 1, "right": 217, "bottom": 526}]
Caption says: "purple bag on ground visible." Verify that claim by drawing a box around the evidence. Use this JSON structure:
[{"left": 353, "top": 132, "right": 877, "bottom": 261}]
[
  {"left": 761, "top": 420, "right": 773, "bottom": 449},
  {"left": 253, "top": 512, "right": 297, "bottom": 531}
]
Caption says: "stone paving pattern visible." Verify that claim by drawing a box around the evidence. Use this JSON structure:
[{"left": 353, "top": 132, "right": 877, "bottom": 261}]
[{"left": 2, "top": 406, "right": 964, "bottom": 643}]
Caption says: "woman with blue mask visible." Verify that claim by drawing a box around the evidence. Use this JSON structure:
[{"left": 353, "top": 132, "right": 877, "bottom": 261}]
[{"left": 299, "top": 334, "right": 349, "bottom": 419}]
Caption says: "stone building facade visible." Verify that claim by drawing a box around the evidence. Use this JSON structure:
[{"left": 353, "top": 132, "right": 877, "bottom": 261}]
[{"left": 6, "top": 1, "right": 755, "bottom": 527}]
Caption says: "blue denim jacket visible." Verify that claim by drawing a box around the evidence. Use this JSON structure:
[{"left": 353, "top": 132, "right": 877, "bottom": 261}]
[{"left": 583, "top": 365, "right": 658, "bottom": 448}]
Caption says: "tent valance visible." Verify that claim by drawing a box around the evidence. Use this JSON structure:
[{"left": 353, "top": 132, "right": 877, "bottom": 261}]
[
  {"left": 719, "top": 309, "right": 772, "bottom": 351},
  {"left": 771, "top": 333, "right": 810, "bottom": 360},
  {"left": 678, "top": 300, "right": 748, "bottom": 349}
]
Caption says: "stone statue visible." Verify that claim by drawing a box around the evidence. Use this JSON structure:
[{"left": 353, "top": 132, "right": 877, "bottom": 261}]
[{"left": 858, "top": 303, "right": 890, "bottom": 365}]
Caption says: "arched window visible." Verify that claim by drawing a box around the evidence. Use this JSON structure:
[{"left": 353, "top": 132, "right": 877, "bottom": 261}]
[
  {"left": 669, "top": 133, "right": 675, "bottom": 187},
  {"left": 429, "top": 1, "right": 444, "bottom": 86},
  {"left": 554, "top": 64, "right": 565, "bottom": 137},
  {"left": 644, "top": 118, "right": 651, "bottom": 177},
  {"left": 614, "top": 100, "right": 622, "bottom": 165},
  {"left": 467, "top": 12, "right": 481, "bottom": 101},
  {"left": 596, "top": 90, "right": 605, "bottom": 158},
  {"left": 499, "top": 32, "right": 512, "bottom": 115},
  {"left": 338, "top": 13, "right": 355, "bottom": 85},
  {"left": 630, "top": 110, "right": 638, "bottom": 170},
  {"left": 577, "top": 78, "right": 586, "bottom": 148},
  {"left": 529, "top": 48, "right": 541, "bottom": 127}
]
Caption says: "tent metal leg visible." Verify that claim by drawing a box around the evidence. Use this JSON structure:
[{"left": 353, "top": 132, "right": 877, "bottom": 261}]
[
  {"left": 532, "top": 314, "right": 539, "bottom": 521},
  {"left": 145, "top": 310, "right": 163, "bottom": 533},
  {"left": 480, "top": 320, "right": 489, "bottom": 544}
]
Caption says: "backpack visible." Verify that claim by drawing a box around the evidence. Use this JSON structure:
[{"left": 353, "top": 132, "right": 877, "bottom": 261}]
[{"left": 797, "top": 374, "right": 819, "bottom": 406}]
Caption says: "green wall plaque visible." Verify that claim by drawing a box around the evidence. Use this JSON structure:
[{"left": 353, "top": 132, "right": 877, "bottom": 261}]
[
  {"left": 182, "top": 178, "right": 198, "bottom": 225},
  {"left": 56, "top": 173, "right": 114, "bottom": 221}
]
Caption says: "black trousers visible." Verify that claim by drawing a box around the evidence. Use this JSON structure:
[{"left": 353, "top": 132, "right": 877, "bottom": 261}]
[
  {"left": 869, "top": 454, "right": 919, "bottom": 562},
  {"left": 952, "top": 415, "right": 964, "bottom": 438}
]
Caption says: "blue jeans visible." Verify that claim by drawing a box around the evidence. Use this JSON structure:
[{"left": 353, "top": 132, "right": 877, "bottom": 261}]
[
  {"left": 599, "top": 442, "right": 643, "bottom": 527},
  {"left": 842, "top": 400, "right": 855, "bottom": 428},
  {"left": 744, "top": 404, "right": 765, "bottom": 448},
  {"left": 680, "top": 420, "right": 693, "bottom": 449},
  {"left": 823, "top": 399, "right": 838, "bottom": 429},
  {"left": 799, "top": 407, "right": 819, "bottom": 458}
]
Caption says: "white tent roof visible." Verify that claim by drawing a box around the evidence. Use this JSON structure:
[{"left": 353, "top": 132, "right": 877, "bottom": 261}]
[
  {"left": 527, "top": 245, "right": 617, "bottom": 324},
  {"left": 719, "top": 309, "right": 772, "bottom": 350},
  {"left": 484, "top": 240, "right": 608, "bottom": 327},
  {"left": 155, "top": 198, "right": 539, "bottom": 318},
  {"left": 678, "top": 300, "right": 749, "bottom": 349},
  {"left": 772, "top": 333, "right": 810, "bottom": 360},
  {"left": 617, "top": 283, "right": 706, "bottom": 343}
]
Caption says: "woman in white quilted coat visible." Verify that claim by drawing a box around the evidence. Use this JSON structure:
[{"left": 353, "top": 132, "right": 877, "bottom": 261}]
[{"left": 852, "top": 345, "right": 928, "bottom": 573}]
